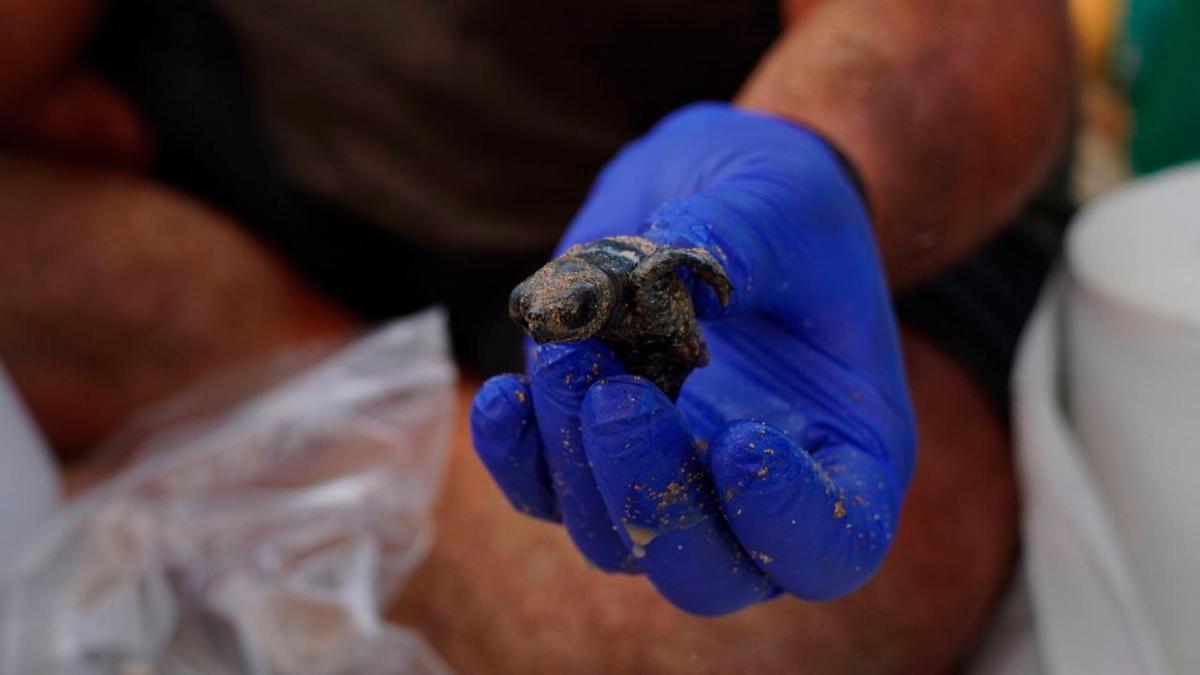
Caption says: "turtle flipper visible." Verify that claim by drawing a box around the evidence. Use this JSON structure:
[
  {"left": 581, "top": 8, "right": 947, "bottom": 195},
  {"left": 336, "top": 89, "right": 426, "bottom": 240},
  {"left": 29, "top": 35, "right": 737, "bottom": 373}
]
[{"left": 630, "top": 246, "right": 732, "bottom": 307}]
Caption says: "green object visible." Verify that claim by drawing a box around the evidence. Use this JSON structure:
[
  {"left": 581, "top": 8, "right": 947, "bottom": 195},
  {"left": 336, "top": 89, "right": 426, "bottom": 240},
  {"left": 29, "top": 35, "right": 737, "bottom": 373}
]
[{"left": 1117, "top": 0, "right": 1200, "bottom": 174}]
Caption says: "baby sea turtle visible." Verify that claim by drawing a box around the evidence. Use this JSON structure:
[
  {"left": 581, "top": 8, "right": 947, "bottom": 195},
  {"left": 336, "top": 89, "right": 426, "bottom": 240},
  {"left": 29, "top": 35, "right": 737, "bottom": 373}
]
[{"left": 509, "top": 235, "right": 732, "bottom": 399}]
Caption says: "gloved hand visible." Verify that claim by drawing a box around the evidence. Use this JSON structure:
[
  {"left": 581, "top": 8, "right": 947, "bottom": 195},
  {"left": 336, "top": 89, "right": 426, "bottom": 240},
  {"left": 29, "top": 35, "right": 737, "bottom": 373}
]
[{"left": 471, "top": 103, "right": 916, "bottom": 616}]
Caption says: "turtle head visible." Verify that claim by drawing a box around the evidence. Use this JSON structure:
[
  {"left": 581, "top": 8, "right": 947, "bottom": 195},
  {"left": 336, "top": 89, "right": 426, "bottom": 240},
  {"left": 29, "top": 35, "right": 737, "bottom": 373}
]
[{"left": 509, "top": 257, "right": 616, "bottom": 343}]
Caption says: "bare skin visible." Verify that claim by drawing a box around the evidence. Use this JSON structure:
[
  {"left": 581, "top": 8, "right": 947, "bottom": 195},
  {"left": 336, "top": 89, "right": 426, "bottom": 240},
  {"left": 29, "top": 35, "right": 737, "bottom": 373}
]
[
  {"left": 0, "top": 0, "right": 153, "bottom": 165},
  {"left": 745, "top": 0, "right": 1074, "bottom": 287},
  {"left": 0, "top": 0, "right": 106, "bottom": 106},
  {"left": 0, "top": 155, "right": 352, "bottom": 456}
]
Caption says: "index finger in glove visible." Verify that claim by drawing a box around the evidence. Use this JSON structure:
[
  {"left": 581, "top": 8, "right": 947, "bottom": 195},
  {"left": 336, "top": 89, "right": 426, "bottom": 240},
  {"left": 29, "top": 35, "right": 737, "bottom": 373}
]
[{"left": 530, "top": 340, "right": 638, "bottom": 573}]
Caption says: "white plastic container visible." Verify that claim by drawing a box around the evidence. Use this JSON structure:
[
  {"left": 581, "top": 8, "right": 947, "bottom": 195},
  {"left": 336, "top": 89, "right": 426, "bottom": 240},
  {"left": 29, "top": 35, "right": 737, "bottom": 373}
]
[
  {"left": 0, "top": 365, "right": 60, "bottom": 569},
  {"left": 1065, "top": 163, "right": 1200, "bottom": 674}
]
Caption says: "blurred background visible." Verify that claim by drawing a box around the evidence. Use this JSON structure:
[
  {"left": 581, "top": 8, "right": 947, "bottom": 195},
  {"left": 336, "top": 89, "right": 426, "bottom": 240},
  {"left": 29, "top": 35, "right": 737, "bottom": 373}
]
[{"left": 0, "top": 0, "right": 1198, "bottom": 673}]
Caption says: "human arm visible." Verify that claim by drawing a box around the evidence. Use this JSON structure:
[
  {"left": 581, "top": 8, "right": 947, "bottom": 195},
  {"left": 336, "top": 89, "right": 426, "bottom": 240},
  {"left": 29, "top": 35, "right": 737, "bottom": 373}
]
[
  {"left": 0, "top": 0, "right": 106, "bottom": 105},
  {"left": 0, "top": 0, "right": 151, "bottom": 164},
  {"left": 475, "top": 106, "right": 914, "bottom": 613},
  {"left": 742, "top": 0, "right": 1074, "bottom": 286},
  {"left": 473, "top": 1, "right": 1074, "bottom": 614},
  {"left": 0, "top": 156, "right": 353, "bottom": 456}
]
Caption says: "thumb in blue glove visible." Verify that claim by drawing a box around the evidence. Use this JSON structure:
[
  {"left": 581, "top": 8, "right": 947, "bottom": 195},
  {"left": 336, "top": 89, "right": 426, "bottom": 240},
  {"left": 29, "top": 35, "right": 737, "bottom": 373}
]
[{"left": 472, "top": 102, "right": 916, "bottom": 615}]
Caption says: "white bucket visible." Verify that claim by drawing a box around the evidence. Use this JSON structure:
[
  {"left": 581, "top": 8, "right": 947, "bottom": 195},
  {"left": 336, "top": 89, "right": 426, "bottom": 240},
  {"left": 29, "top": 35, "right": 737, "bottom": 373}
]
[{"left": 1065, "top": 163, "right": 1200, "bottom": 674}]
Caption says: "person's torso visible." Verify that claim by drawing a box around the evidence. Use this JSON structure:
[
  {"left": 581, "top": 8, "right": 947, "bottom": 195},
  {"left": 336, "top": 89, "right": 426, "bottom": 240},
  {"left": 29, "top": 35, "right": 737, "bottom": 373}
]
[{"left": 213, "top": 0, "right": 780, "bottom": 255}]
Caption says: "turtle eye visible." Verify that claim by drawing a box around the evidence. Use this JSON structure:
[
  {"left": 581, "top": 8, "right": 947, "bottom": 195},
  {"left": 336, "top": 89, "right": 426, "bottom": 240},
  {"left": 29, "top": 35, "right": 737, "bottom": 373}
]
[
  {"left": 509, "top": 280, "right": 530, "bottom": 322},
  {"left": 562, "top": 283, "right": 599, "bottom": 330}
]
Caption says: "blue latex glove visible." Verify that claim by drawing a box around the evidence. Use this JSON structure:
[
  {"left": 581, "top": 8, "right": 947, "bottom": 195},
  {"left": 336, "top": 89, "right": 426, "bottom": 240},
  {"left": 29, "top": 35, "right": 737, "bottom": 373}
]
[{"left": 471, "top": 103, "right": 916, "bottom": 616}]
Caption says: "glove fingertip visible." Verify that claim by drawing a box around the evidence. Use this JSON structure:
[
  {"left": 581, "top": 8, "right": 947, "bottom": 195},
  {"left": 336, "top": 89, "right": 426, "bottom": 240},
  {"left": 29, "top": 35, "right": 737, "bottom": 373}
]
[
  {"left": 470, "top": 374, "right": 532, "bottom": 454},
  {"left": 471, "top": 375, "right": 561, "bottom": 522}
]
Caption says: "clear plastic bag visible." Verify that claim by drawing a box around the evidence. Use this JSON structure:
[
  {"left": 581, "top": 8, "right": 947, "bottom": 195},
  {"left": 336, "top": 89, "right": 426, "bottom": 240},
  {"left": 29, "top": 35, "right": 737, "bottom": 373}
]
[{"left": 0, "top": 309, "right": 457, "bottom": 675}]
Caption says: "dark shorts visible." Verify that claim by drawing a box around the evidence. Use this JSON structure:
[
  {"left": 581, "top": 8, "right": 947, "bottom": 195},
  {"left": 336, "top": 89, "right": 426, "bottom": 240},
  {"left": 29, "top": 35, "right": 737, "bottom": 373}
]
[
  {"left": 894, "top": 190, "right": 1069, "bottom": 410},
  {"left": 89, "top": 0, "right": 1071, "bottom": 409}
]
